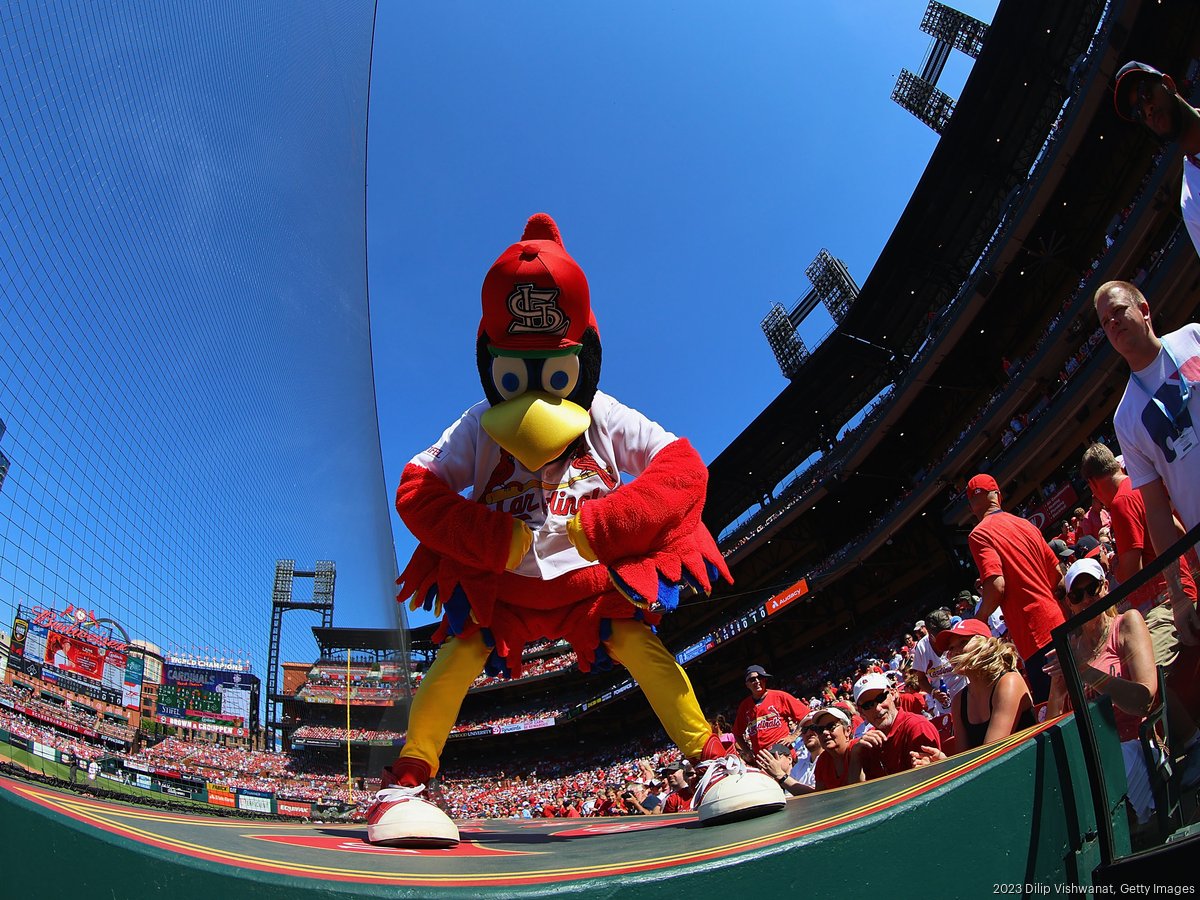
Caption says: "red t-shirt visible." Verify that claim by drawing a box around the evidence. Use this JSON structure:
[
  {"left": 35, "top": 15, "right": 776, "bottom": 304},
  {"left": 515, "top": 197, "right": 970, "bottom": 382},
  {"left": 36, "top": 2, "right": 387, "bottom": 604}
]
[
  {"left": 813, "top": 742, "right": 861, "bottom": 790},
  {"left": 895, "top": 691, "right": 928, "bottom": 715},
  {"left": 662, "top": 789, "right": 694, "bottom": 813},
  {"left": 857, "top": 711, "right": 943, "bottom": 778},
  {"left": 968, "top": 511, "right": 1066, "bottom": 660},
  {"left": 1108, "top": 477, "right": 1198, "bottom": 614},
  {"left": 734, "top": 689, "right": 811, "bottom": 753}
]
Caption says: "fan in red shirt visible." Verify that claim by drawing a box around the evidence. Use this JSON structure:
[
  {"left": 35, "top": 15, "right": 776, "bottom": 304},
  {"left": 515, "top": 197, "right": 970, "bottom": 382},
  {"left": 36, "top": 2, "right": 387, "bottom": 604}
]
[
  {"left": 849, "top": 673, "right": 942, "bottom": 780},
  {"left": 806, "top": 707, "right": 870, "bottom": 789},
  {"left": 659, "top": 761, "right": 697, "bottom": 812},
  {"left": 965, "top": 473, "right": 1066, "bottom": 704},
  {"left": 733, "top": 664, "right": 811, "bottom": 757}
]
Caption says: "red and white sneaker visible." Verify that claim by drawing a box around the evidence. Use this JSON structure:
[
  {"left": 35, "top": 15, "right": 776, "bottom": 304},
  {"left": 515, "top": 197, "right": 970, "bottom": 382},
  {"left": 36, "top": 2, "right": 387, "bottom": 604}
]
[
  {"left": 693, "top": 754, "right": 786, "bottom": 826},
  {"left": 365, "top": 784, "right": 459, "bottom": 848}
]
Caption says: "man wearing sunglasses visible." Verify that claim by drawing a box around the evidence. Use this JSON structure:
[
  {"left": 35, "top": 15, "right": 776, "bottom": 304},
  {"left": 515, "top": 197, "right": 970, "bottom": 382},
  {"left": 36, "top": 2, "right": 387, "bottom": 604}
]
[
  {"left": 1112, "top": 61, "right": 1200, "bottom": 261},
  {"left": 733, "top": 664, "right": 810, "bottom": 759},
  {"left": 848, "top": 673, "right": 941, "bottom": 781}
]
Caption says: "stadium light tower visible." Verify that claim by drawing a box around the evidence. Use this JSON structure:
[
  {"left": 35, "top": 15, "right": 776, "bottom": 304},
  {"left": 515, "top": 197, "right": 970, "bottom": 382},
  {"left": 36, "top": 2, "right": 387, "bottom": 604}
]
[
  {"left": 266, "top": 558, "right": 335, "bottom": 747},
  {"left": 891, "top": 1, "right": 989, "bottom": 134},
  {"left": 761, "top": 248, "right": 859, "bottom": 379}
]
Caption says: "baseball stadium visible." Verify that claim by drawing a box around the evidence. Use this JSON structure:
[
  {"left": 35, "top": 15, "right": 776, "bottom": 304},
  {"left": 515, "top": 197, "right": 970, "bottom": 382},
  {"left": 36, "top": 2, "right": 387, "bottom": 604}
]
[{"left": 3, "top": 0, "right": 1200, "bottom": 895}]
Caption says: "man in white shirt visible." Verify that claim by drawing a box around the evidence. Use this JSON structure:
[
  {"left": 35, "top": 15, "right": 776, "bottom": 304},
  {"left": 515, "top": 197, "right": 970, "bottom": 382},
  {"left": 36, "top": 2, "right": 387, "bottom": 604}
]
[{"left": 1095, "top": 280, "right": 1200, "bottom": 644}]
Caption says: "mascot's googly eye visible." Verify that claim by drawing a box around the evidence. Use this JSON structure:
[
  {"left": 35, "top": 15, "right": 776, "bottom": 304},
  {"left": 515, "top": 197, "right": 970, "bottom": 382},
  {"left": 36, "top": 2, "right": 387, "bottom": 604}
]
[
  {"left": 492, "top": 357, "right": 529, "bottom": 400},
  {"left": 542, "top": 355, "right": 580, "bottom": 399}
]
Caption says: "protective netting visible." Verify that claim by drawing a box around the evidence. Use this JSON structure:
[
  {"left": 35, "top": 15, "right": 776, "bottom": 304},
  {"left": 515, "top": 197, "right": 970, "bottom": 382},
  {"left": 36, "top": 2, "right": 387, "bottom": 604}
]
[{"left": 0, "top": 1, "right": 404, "bottom": 747}]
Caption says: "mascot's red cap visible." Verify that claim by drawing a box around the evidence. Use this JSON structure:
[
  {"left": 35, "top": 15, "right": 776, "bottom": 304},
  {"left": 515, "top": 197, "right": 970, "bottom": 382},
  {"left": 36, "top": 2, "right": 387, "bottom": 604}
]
[{"left": 479, "top": 213, "right": 598, "bottom": 355}]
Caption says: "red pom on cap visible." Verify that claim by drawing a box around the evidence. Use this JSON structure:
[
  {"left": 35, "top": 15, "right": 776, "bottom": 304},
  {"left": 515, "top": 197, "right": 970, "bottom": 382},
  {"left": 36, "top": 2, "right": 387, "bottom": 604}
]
[
  {"left": 521, "top": 213, "right": 563, "bottom": 246},
  {"left": 479, "top": 213, "right": 598, "bottom": 354}
]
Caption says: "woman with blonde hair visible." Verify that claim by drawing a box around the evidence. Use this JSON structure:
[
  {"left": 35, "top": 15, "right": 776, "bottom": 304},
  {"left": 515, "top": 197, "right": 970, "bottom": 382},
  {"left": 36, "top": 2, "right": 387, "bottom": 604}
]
[
  {"left": 911, "top": 619, "right": 1035, "bottom": 767},
  {"left": 935, "top": 618, "right": 1036, "bottom": 751}
]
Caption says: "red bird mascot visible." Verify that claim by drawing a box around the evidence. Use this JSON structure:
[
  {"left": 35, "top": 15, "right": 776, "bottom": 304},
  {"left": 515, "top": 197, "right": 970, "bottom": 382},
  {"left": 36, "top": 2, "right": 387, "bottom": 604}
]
[{"left": 366, "top": 214, "right": 784, "bottom": 846}]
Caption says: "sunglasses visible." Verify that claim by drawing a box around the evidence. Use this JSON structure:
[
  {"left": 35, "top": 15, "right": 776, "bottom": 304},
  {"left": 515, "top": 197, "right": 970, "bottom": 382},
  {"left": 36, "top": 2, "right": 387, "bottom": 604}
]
[
  {"left": 858, "top": 692, "right": 890, "bottom": 712},
  {"left": 810, "top": 721, "right": 844, "bottom": 734},
  {"left": 1067, "top": 580, "right": 1103, "bottom": 605}
]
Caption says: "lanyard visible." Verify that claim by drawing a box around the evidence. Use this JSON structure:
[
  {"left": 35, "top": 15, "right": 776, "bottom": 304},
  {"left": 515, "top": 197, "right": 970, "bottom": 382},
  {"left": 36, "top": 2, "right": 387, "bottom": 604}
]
[{"left": 1130, "top": 341, "right": 1191, "bottom": 433}]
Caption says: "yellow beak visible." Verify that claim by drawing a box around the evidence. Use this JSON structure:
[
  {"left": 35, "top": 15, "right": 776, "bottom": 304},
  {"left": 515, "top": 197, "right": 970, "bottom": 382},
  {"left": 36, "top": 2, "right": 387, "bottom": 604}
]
[{"left": 481, "top": 392, "right": 591, "bottom": 471}]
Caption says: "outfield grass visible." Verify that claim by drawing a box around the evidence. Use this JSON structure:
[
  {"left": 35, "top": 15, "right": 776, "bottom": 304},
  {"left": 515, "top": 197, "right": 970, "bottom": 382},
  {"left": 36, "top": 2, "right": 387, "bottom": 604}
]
[{"left": 0, "top": 743, "right": 214, "bottom": 810}]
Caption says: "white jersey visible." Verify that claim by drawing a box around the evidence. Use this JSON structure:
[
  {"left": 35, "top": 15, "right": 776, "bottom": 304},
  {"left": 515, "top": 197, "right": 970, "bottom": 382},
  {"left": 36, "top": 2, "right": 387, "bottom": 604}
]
[
  {"left": 909, "top": 635, "right": 967, "bottom": 717},
  {"left": 1114, "top": 324, "right": 1200, "bottom": 531},
  {"left": 411, "top": 390, "right": 676, "bottom": 579}
]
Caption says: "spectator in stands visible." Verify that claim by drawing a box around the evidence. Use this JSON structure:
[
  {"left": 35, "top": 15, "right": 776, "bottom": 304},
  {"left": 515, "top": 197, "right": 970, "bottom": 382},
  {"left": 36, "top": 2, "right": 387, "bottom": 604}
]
[
  {"left": 733, "top": 665, "right": 810, "bottom": 758},
  {"left": 1112, "top": 62, "right": 1200, "bottom": 261},
  {"left": 1048, "top": 539, "right": 1076, "bottom": 577},
  {"left": 1046, "top": 558, "right": 1173, "bottom": 824},
  {"left": 909, "top": 607, "right": 963, "bottom": 751},
  {"left": 926, "top": 619, "right": 1035, "bottom": 758},
  {"left": 848, "top": 673, "right": 941, "bottom": 780},
  {"left": 755, "top": 741, "right": 812, "bottom": 796},
  {"left": 622, "top": 781, "right": 661, "bottom": 815},
  {"left": 1077, "top": 495, "right": 1111, "bottom": 541},
  {"left": 659, "top": 761, "right": 697, "bottom": 812},
  {"left": 806, "top": 707, "right": 858, "bottom": 792},
  {"left": 965, "top": 473, "right": 1066, "bottom": 703},
  {"left": 1094, "top": 280, "right": 1200, "bottom": 645}
]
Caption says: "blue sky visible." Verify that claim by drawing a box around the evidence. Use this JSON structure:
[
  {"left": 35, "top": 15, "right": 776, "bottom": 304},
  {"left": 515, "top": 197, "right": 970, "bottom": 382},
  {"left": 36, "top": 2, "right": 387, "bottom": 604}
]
[{"left": 367, "top": 0, "right": 999, "bottom": 629}]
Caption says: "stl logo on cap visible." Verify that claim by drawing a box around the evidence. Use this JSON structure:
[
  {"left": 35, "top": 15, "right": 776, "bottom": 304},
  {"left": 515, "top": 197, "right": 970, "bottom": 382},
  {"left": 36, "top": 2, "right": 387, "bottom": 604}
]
[{"left": 506, "top": 284, "right": 569, "bottom": 338}]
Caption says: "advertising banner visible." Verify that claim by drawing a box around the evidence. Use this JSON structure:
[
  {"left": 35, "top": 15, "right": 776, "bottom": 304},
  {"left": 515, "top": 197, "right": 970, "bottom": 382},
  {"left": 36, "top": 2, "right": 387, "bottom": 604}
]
[
  {"left": 237, "top": 793, "right": 273, "bottom": 814},
  {"left": 135, "top": 774, "right": 153, "bottom": 790},
  {"left": 9, "top": 617, "right": 28, "bottom": 658},
  {"left": 160, "top": 783, "right": 193, "bottom": 799},
  {"left": 766, "top": 578, "right": 809, "bottom": 615},
  {"left": 207, "top": 786, "right": 236, "bottom": 808},
  {"left": 276, "top": 799, "right": 313, "bottom": 818},
  {"left": 1025, "top": 483, "right": 1080, "bottom": 532}
]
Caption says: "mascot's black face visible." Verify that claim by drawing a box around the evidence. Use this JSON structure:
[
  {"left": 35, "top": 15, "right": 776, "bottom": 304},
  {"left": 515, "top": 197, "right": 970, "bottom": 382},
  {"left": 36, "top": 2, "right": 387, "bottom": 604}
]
[{"left": 477, "top": 327, "right": 602, "bottom": 410}]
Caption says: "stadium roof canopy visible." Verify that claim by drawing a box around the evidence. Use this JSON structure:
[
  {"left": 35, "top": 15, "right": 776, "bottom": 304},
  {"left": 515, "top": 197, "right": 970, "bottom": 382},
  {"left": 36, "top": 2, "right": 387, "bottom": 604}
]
[
  {"left": 311, "top": 626, "right": 407, "bottom": 655},
  {"left": 704, "top": 0, "right": 1106, "bottom": 533}
]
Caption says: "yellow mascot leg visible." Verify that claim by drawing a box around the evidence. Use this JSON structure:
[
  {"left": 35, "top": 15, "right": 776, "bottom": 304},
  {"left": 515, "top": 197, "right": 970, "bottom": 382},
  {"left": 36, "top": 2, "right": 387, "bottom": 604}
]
[
  {"left": 604, "top": 618, "right": 713, "bottom": 759},
  {"left": 400, "top": 631, "right": 491, "bottom": 777}
]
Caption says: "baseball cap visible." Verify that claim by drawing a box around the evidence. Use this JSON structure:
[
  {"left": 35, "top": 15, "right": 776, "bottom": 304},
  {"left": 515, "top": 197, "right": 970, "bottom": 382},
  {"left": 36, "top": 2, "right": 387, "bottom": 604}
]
[
  {"left": 767, "top": 742, "right": 792, "bottom": 756},
  {"left": 745, "top": 664, "right": 771, "bottom": 681},
  {"left": 967, "top": 474, "right": 999, "bottom": 496},
  {"left": 1073, "top": 535, "right": 1103, "bottom": 560},
  {"left": 933, "top": 618, "right": 993, "bottom": 655},
  {"left": 1048, "top": 538, "right": 1075, "bottom": 560},
  {"left": 479, "top": 213, "right": 598, "bottom": 355},
  {"left": 914, "top": 619, "right": 926, "bottom": 630},
  {"left": 852, "top": 672, "right": 891, "bottom": 704},
  {"left": 1113, "top": 61, "right": 1167, "bottom": 122},
  {"left": 1065, "top": 557, "right": 1106, "bottom": 593},
  {"left": 801, "top": 706, "right": 851, "bottom": 729}
]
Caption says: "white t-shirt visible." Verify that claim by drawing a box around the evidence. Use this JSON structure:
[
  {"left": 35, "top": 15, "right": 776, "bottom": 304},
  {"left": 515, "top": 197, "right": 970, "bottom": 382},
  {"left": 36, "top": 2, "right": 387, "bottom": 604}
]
[
  {"left": 1114, "top": 324, "right": 1200, "bottom": 531},
  {"left": 1181, "top": 156, "right": 1200, "bottom": 263},
  {"left": 909, "top": 635, "right": 966, "bottom": 717},
  {"left": 411, "top": 390, "right": 676, "bottom": 579}
]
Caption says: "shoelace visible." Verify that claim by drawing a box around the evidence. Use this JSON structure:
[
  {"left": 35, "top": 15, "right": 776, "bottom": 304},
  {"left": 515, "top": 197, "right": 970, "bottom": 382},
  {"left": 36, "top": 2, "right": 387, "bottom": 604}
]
[
  {"left": 372, "top": 784, "right": 427, "bottom": 804},
  {"left": 694, "top": 753, "right": 746, "bottom": 799}
]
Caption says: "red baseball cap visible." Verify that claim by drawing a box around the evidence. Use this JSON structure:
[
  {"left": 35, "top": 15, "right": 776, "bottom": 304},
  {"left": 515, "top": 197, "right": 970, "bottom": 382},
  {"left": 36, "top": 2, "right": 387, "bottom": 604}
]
[
  {"left": 967, "top": 474, "right": 999, "bottom": 496},
  {"left": 479, "top": 213, "right": 598, "bottom": 356},
  {"left": 933, "top": 618, "right": 992, "bottom": 655},
  {"left": 1113, "top": 61, "right": 1171, "bottom": 122}
]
